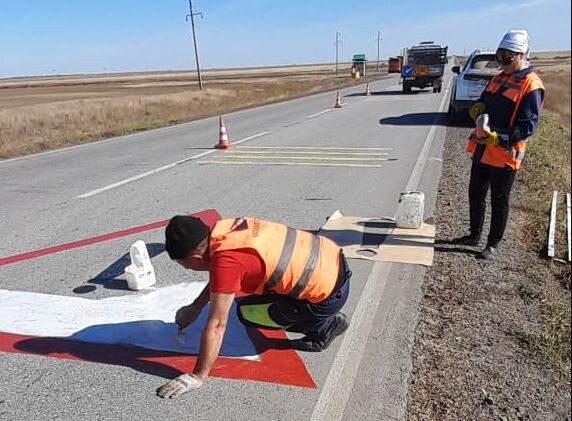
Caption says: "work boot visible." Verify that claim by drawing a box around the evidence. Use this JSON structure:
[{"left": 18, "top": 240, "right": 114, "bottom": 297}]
[
  {"left": 293, "top": 313, "right": 349, "bottom": 352},
  {"left": 454, "top": 234, "right": 481, "bottom": 246},
  {"left": 479, "top": 245, "right": 497, "bottom": 260}
]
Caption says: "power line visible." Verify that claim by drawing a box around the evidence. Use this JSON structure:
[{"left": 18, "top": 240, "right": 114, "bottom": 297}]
[{"left": 186, "top": 0, "right": 204, "bottom": 90}]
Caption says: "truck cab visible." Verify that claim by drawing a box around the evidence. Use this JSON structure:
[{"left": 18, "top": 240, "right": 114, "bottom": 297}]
[{"left": 402, "top": 42, "right": 448, "bottom": 93}]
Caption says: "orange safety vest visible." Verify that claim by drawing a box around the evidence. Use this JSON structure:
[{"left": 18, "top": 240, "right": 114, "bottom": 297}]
[
  {"left": 209, "top": 217, "right": 341, "bottom": 303},
  {"left": 466, "top": 70, "right": 544, "bottom": 170}
]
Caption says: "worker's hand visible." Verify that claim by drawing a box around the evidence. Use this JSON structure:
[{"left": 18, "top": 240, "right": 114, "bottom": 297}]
[
  {"left": 475, "top": 114, "right": 490, "bottom": 138},
  {"left": 175, "top": 303, "right": 201, "bottom": 330},
  {"left": 156, "top": 373, "right": 203, "bottom": 399},
  {"left": 468, "top": 101, "right": 486, "bottom": 122},
  {"left": 471, "top": 131, "right": 500, "bottom": 146}
]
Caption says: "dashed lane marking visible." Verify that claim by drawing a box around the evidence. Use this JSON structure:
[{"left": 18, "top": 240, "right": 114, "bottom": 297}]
[
  {"left": 305, "top": 109, "right": 332, "bottom": 119},
  {"left": 76, "top": 131, "right": 270, "bottom": 199}
]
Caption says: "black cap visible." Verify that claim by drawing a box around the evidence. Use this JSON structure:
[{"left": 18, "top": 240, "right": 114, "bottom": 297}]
[{"left": 165, "top": 215, "right": 210, "bottom": 260}]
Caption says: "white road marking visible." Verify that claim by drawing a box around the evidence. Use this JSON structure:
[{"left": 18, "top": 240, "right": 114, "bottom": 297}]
[
  {"left": 228, "top": 150, "right": 390, "bottom": 156},
  {"left": 238, "top": 146, "right": 393, "bottom": 151},
  {"left": 0, "top": 283, "right": 259, "bottom": 360},
  {"left": 228, "top": 131, "right": 270, "bottom": 146},
  {"left": 305, "top": 109, "right": 332, "bottom": 119},
  {"left": 310, "top": 78, "right": 452, "bottom": 421},
  {"left": 77, "top": 131, "right": 269, "bottom": 199},
  {"left": 405, "top": 78, "right": 452, "bottom": 192},
  {"left": 310, "top": 263, "right": 392, "bottom": 421},
  {"left": 200, "top": 160, "right": 383, "bottom": 168},
  {"left": 208, "top": 155, "right": 388, "bottom": 162}
]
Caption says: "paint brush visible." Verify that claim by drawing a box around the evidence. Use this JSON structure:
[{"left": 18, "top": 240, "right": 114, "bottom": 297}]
[{"left": 176, "top": 328, "right": 186, "bottom": 346}]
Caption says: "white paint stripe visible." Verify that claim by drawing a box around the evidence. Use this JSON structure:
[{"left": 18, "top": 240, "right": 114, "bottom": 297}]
[
  {"left": 566, "top": 193, "right": 571, "bottom": 262},
  {"left": 77, "top": 131, "right": 269, "bottom": 199},
  {"left": 0, "top": 283, "right": 258, "bottom": 360},
  {"left": 210, "top": 155, "right": 388, "bottom": 162},
  {"left": 310, "top": 263, "right": 392, "bottom": 421},
  {"left": 77, "top": 150, "right": 213, "bottom": 198},
  {"left": 404, "top": 77, "right": 452, "bottom": 192},
  {"left": 548, "top": 190, "right": 558, "bottom": 258},
  {"left": 228, "top": 150, "right": 390, "bottom": 156},
  {"left": 306, "top": 109, "right": 332, "bottom": 119},
  {"left": 238, "top": 146, "right": 393, "bottom": 151},
  {"left": 310, "top": 78, "right": 450, "bottom": 421},
  {"left": 200, "top": 161, "right": 383, "bottom": 168},
  {"left": 227, "top": 131, "right": 269, "bottom": 146}
]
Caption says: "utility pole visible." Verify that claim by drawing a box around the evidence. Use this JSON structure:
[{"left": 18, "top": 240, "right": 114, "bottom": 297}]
[
  {"left": 187, "top": 0, "right": 204, "bottom": 90},
  {"left": 376, "top": 30, "right": 381, "bottom": 71},
  {"left": 334, "top": 31, "right": 341, "bottom": 75}
]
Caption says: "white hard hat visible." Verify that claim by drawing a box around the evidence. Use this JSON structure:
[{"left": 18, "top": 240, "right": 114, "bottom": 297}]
[{"left": 498, "top": 29, "right": 530, "bottom": 54}]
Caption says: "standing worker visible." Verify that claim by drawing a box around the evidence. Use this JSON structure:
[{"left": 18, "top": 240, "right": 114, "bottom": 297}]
[
  {"left": 456, "top": 29, "right": 545, "bottom": 260},
  {"left": 157, "top": 215, "right": 351, "bottom": 399}
]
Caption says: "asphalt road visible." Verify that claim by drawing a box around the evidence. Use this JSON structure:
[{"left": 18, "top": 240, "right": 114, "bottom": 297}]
[{"left": 0, "top": 71, "right": 452, "bottom": 421}]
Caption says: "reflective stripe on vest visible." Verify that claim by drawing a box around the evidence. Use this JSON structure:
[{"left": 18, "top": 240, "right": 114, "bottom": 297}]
[
  {"left": 209, "top": 218, "right": 340, "bottom": 303},
  {"left": 264, "top": 227, "right": 297, "bottom": 294},
  {"left": 466, "top": 71, "right": 544, "bottom": 170}
]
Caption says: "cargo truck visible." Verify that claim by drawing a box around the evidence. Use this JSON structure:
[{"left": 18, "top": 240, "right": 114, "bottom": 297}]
[
  {"left": 401, "top": 41, "right": 448, "bottom": 93},
  {"left": 388, "top": 56, "right": 402, "bottom": 73}
]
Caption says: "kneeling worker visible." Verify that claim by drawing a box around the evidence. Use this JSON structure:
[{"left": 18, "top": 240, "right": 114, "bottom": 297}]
[{"left": 157, "top": 215, "right": 351, "bottom": 399}]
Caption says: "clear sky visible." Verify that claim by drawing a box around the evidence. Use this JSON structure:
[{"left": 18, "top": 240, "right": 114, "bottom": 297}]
[{"left": 0, "top": 0, "right": 570, "bottom": 78}]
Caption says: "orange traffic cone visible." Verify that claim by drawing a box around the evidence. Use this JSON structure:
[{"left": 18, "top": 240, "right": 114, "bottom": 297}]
[
  {"left": 334, "top": 91, "right": 342, "bottom": 108},
  {"left": 365, "top": 83, "right": 371, "bottom": 96},
  {"left": 214, "top": 116, "right": 232, "bottom": 149}
]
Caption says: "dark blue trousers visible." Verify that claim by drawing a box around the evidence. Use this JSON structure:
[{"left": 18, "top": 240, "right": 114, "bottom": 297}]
[{"left": 236, "top": 255, "right": 351, "bottom": 340}]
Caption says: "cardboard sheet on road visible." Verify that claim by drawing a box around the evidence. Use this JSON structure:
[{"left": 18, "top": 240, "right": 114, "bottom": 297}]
[{"left": 318, "top": 211, "right": 435, "bottom": 266}]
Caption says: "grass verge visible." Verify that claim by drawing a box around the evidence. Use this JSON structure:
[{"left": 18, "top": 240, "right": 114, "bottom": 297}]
[{"left": 517, "top": 110, "right": 571, "bottom": 378}]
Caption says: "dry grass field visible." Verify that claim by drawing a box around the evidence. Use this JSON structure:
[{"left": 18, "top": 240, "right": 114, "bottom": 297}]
[
  {"left": 1, "top": 52, "right": 568, "bottom": 160},
  {"left": 0, "top": 62, "right": 382, "bottom": 159},
  {"left": 532, "top": 52, "right": 571, "bottom": 124}
]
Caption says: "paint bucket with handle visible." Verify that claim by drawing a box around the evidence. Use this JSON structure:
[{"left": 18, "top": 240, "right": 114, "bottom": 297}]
[{"left": 125, "top": 240, "right": 156, "bottom": 290}]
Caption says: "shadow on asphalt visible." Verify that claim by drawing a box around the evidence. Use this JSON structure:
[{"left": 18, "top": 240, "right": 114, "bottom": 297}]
[
  {"left": 344, "top": 90, "right": 425, "bottom": 97},
  {"left": 14, "top": 336, "right": 184, "bottom": 379},
  {"left": 73, "top": 243, "right": 165, "bottom": 294},
  {"left": 380, "top": 112, "right": 449, "bottom": 126}
]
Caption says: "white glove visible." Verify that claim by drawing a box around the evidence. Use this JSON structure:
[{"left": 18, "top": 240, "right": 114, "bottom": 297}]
[{"left": 156, "top": 373, "right": 203, "bottom": 399}]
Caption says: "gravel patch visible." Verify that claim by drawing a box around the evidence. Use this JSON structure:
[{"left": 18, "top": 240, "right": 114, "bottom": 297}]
[{"left": 407, "top": 125, "right": 571, "bottom": 421}]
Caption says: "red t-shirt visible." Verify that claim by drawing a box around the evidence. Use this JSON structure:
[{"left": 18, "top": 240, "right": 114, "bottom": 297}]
[{"left": 209, "top": 249, "right": 265, "bottom": 294}]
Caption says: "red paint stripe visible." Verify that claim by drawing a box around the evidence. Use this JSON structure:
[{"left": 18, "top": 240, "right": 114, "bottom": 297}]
[
  {"left": 0, "top": 330, "right": 315, "bottom": 388},
  {"left": 0, "top": 209, "right": 220, "bottom": 267}
]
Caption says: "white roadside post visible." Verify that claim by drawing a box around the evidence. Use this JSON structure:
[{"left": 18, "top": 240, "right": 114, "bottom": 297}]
[{"left": 548, "top": 191, "right": 558, "bottom": 258}]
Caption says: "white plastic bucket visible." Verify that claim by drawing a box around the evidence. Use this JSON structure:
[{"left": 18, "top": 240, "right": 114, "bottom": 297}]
[
  {"left": 125, "top": 240, "right": 156, "bottom": 290},
  {"left": 395, "top": 191, "right": 425, "bottom": 229}
]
